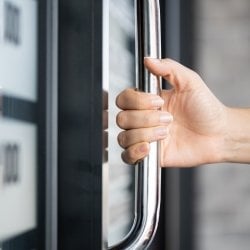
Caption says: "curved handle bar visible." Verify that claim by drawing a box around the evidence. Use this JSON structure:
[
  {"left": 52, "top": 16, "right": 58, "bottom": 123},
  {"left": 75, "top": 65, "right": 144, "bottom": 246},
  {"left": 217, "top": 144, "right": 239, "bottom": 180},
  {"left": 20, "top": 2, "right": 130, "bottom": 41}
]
[{"left": 109, "top": 0, "right": 162, "bottom": 249}]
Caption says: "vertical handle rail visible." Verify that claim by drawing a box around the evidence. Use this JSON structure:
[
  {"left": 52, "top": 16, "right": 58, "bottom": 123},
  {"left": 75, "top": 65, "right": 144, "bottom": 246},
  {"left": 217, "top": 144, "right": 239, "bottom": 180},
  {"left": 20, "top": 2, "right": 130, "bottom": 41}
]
[{"left": 109, "top": 0, "right": 161, "bottom": 249}]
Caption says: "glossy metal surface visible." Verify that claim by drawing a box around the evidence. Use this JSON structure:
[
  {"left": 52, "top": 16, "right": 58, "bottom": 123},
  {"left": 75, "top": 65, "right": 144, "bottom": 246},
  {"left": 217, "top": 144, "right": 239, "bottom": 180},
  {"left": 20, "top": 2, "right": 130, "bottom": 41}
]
[{"left": 109, "top": 0, "right": 161, "bottom": 249}]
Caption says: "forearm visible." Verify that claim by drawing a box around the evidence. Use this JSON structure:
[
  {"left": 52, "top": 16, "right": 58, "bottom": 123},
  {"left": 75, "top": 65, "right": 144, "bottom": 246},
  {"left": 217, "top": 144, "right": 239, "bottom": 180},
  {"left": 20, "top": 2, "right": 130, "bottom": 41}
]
[{"left": 223, "top": 107, "right": 250, "bottom": 163}]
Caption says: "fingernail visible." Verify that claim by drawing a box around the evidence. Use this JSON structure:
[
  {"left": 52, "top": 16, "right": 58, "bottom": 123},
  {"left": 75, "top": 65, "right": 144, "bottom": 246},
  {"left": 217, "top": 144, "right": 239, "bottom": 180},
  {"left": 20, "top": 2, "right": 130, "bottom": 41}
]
[
  {"left": 155, "top": 127, "right": 168, "bottom": 138},
  {"left": 160, "top": 113, "right": 173, "bottom": 123},
  {"left": 151, "top": 97, "right": 164, "bottom": 107}
]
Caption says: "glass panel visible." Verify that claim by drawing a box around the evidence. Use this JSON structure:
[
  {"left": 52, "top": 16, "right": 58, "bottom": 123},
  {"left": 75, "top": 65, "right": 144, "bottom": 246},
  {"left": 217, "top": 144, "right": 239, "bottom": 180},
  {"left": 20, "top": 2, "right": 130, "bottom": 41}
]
[
  {"left": 109, "top": 0, "right": 135, "bottom": 245},
  {"left": 0, "top": 0, "right": 41, "bottom": 248}
]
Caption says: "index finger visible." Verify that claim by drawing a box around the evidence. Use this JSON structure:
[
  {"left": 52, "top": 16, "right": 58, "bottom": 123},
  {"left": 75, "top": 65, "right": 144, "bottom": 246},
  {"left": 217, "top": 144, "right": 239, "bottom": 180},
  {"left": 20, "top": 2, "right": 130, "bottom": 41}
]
[{"left": 116, "top": 88, "right": 164, "bottom": 110}]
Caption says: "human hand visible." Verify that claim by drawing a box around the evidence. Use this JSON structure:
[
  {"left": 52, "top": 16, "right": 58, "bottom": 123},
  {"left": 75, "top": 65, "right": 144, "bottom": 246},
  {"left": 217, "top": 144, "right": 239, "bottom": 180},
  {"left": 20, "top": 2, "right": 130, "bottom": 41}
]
[{"left": 116, "top": 58, "right": 228, "bottom": 167}]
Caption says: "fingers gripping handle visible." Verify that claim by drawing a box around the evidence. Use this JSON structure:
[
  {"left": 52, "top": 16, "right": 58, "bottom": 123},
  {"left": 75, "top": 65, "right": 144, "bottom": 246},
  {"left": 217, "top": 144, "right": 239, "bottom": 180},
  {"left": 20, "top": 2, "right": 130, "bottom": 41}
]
[{"left": 109, "top": 0, "right": 162, "bottom": 249}]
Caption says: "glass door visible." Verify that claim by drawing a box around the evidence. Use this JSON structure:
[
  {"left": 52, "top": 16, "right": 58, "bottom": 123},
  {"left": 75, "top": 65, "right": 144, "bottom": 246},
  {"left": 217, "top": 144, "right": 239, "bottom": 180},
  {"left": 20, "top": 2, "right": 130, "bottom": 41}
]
[
  {"left": 0, "top": 0, "right": 45, "bottom": 249},
  {"left": 58, "top": 0, "right": 164, "bottom": 249},
  {"left": 109, "top": 0, "right": 135, "bottom": 245},
  {"left": 0, "top": 0, "right": 58, "bottom": 249}
]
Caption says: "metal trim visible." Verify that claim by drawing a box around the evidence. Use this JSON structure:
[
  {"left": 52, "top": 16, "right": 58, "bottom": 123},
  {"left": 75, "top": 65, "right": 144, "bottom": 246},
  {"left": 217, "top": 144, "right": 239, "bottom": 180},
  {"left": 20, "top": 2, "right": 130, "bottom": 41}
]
[
  {"left": 45, "top": 0, "right": 58, "bottom": 249},
  {"left": 109, "top": 0, "right": 162, "bottom": 249}
]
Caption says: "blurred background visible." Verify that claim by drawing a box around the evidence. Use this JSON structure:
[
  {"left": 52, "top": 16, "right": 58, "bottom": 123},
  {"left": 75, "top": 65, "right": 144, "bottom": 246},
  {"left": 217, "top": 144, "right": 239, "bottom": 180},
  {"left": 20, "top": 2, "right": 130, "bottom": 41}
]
[{"left": 194, "top": 1, "right": 250, "bottom": 250}]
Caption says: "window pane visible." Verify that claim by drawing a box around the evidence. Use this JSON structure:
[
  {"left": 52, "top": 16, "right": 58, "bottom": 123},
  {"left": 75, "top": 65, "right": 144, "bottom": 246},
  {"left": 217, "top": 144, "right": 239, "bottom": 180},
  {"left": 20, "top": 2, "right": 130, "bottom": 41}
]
[
  {"left": 109, "top": 0, "right": 135, "bottom": 245},
  {"left": 0, "top": 0, "right": 39, "bottom": 248}
]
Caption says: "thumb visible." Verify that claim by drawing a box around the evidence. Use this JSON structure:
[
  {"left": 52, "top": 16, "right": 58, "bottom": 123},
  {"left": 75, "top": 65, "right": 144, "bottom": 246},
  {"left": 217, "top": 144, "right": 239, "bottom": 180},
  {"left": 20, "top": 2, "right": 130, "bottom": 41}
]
[{"left": 144, "top": 57, "right": 201, "bottom": 91}]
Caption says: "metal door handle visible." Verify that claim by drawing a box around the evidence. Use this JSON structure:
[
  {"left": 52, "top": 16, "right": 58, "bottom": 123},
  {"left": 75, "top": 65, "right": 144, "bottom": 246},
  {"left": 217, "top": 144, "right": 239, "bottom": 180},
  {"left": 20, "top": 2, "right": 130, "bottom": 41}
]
[{"left": 109, "top": 0, "right": 162, "bottom": 249}]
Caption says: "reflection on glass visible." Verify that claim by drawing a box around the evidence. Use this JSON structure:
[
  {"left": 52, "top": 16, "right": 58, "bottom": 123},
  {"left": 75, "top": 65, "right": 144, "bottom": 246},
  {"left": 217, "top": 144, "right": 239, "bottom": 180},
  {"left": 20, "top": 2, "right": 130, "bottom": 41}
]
[
  {"left": 0, "top": 0, "right": 38, "bottom": 244},
  {"left": 109, "top": 0, "right": 135, "bottom": 245}
]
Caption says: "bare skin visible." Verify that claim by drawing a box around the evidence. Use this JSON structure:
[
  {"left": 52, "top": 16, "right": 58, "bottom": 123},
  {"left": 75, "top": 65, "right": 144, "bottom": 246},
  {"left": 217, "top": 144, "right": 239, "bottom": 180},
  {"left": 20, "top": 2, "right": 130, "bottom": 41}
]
[{"left": 116, "top": 58, "right": 250, "bottom": 167}]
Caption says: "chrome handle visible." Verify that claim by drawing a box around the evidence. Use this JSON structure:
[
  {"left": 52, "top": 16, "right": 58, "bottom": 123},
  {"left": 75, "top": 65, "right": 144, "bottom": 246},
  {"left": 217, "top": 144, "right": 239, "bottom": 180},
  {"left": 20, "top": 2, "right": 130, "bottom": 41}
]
[{"left": 109, "top": 0, "right": 161, "bottom": 249}]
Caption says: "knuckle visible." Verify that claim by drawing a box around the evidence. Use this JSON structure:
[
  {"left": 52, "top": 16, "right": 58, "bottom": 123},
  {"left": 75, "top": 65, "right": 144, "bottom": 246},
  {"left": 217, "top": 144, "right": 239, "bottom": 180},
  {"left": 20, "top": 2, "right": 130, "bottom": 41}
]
[
  {"left": 115, "top": 94, "right": 122, "bottom": 109},
  {"left": 130, "top": 146, "right": 142, "bottom": 163},
  {"left": 142, "top": 113, "right": 151, "bottom": 125},
  {"left": 121, "top": 151, "right": 133, "bottom": 165},
  {"left": 117, "top": 132, "right": 126, "bottom": 148},
  {"left": 190, "top": 70, "right": 202, "bottom": 83},
  {"left": 121, "top": 142, "right": 150, "bottom": 165},
  {"left": 116, "top": 88, "right": 134, "bottom": 109},
  {"left": 142, "top": 111, "right": 155, "bottom": 125},
  {"left": 124, "top": 88, "right": 134, "bottom": 96},
  {"left": 116, "top": 111, "right": 127, "bottom": 128},
  {"left": 135, "top": 93, "right": 145, "bottom": 109},
  {"left": 122, "top": 148, "right": 137, "bottom": 165},
  {"left": 121, "top": 151, "right": 127, "bottom": 164}
]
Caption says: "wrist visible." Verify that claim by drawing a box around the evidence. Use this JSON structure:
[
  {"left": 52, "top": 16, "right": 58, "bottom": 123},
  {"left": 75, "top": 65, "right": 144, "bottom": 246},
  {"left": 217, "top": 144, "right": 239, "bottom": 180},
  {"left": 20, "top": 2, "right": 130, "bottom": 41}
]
[{"left": 222, "top": 107, "right": 250, "bottom": 163}]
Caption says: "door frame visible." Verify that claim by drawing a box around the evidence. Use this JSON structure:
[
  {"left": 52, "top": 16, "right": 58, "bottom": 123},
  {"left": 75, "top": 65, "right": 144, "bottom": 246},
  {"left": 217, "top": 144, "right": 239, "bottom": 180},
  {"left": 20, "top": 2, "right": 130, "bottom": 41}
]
[{"left": 58, "top": 0, "right": 104, "bottom": 249}]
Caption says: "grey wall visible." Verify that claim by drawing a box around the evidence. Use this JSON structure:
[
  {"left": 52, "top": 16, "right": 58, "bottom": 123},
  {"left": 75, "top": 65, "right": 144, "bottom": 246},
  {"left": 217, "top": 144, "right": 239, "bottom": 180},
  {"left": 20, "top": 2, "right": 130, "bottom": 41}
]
[{"left": 193, "top": 1, "right": 250, "bottom": 250}]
